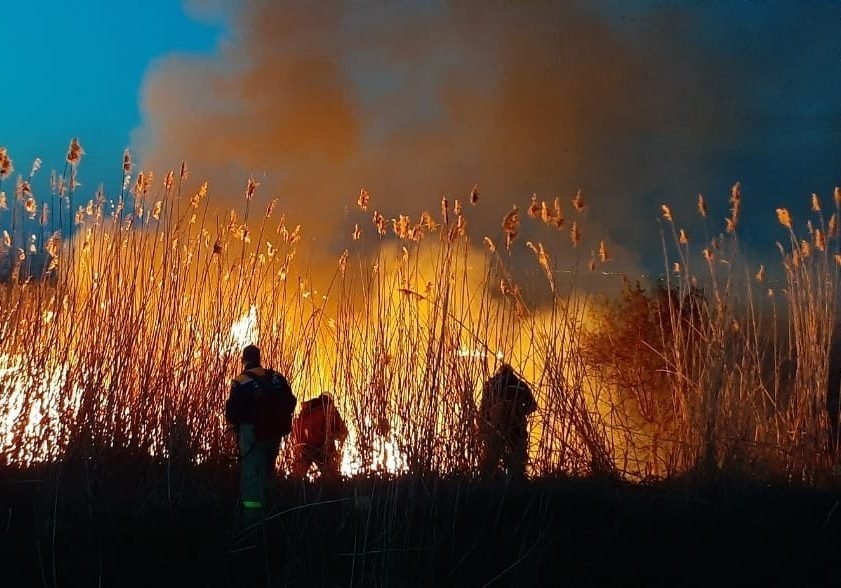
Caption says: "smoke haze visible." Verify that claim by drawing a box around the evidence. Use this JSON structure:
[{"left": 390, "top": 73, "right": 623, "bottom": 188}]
[{"left": 133, "top": 1, "right": 841, "bottom": 278}]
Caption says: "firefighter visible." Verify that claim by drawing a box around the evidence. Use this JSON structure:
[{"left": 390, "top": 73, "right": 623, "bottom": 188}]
[
  {"left": 291, "top": 393, "right": 348, "bottom": 480},
  {"left": 225, "top": 345, "right": 296, "bottom": 523},
  {"left": 478, "top": 363, "right": 537, "bottom": 479}
]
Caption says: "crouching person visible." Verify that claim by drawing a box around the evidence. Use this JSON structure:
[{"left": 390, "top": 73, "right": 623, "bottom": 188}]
[
  {"left": 291, "top": 393, "right": 348, "bottom": 480},
  {"left": 226, "top": 345, "right": 296, "bottom": 524}
]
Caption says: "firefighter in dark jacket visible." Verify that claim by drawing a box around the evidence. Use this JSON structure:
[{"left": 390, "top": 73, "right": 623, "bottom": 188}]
[
  {"left": 478, "top": 363, "right": 537, "bottom": 478},
  {"left": 226, "top": 345, "right": 295, "bottom": 521}
]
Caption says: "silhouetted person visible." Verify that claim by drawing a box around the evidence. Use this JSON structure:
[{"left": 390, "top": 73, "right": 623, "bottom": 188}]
[
  {"left": 291, "top": 393, "right": 348, "bottom": 480},
  {"left": 226, "top": 345, "right": 296, "bottom": 524},
  {"left": 479, "top": 363, "right": 537, "bottom": 478}
]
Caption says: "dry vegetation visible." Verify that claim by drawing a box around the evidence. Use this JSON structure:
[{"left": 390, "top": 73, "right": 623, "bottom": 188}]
[{"left": 0, "top": 143, "right": 839, "bottom": 487}]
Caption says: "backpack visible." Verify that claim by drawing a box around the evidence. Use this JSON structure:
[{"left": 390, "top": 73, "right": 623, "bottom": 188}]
[{"left": 249, "top": 369, "right": 296, "bottom": 442}]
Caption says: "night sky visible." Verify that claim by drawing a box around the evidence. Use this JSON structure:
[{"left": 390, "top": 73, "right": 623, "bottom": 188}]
[{"left": 4, "top": 0, "right": 841, "bottom": 276}]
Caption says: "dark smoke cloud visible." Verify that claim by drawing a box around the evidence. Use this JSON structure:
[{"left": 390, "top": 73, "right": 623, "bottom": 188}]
[{"left": 133, "top": 1, "right": 841, "bottom": 279}]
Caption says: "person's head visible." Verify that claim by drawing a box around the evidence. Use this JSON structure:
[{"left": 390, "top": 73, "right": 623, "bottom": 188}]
[
  {"left": 242, "top": 344, "right": 261, "bottom": 367},
  {"left": 498, "top": 363, "right": 513, "bottom": 376}
]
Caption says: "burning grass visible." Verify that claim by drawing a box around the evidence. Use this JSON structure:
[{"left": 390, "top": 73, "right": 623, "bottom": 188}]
[{"left": 0, "top": 144, "right": 839, "bottom": 486}]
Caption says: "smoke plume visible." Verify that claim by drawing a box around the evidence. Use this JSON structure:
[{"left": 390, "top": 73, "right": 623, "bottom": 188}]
[{"left": 134, "top": 1, "right": 835, "bottom": 280}]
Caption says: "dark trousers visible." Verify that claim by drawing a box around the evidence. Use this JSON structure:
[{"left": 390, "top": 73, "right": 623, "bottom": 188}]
[
  {"left": 292, "top": 443, "right": 342, "bottom": 479},
  {"left": 238, "top": 425, "right": 276, "bottom": 515},
  {"left": 480, "top": 428, "right": 528, "bottom": 478}
]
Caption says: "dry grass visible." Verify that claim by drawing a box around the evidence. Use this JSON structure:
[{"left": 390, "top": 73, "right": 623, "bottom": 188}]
[{"left": 0, "top": 145, "right": 838, "bottom": 486}]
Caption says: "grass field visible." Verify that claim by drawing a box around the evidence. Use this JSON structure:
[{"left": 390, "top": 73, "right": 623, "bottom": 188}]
[
  {"left": 4, "top": 462, "right": 841, "bottom": 586},
  {"left": 1, "top": 144, "right": 840, "bottom": 584}
]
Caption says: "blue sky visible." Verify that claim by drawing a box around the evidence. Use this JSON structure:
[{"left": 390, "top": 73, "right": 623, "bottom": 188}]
[{"left": 2, "top": 0, "right": 222, "bottom": 189}]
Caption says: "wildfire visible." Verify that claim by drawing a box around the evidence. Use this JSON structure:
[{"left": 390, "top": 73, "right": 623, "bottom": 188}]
[
  {"left": 9, "top": 154, "right": 814, "bottom": 482},
  {"left": 229, "top": 304, "right": 259, "bottom": 352},
  {"left": 0, "top": 348, "right": 84, "bottom": 465},
  {"left": 339, "top": 434, "right": 408, "bottom": 477},
  {"left": 456, "top": 347, "right": 505, "bottom": 361}
]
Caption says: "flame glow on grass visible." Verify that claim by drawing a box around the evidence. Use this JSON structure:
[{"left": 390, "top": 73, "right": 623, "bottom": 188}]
[
  {"left": 230, "top": 304, "right": 259, "bottom": 352},
  {"left": 340, "top": 433, "right": 409, "bottom": 477},
  {"left": 0, "top": 352, "right": 84, "bottom": 465},
  {"left": 0, "top": 147, "right": 837, "bottom": 481}
]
